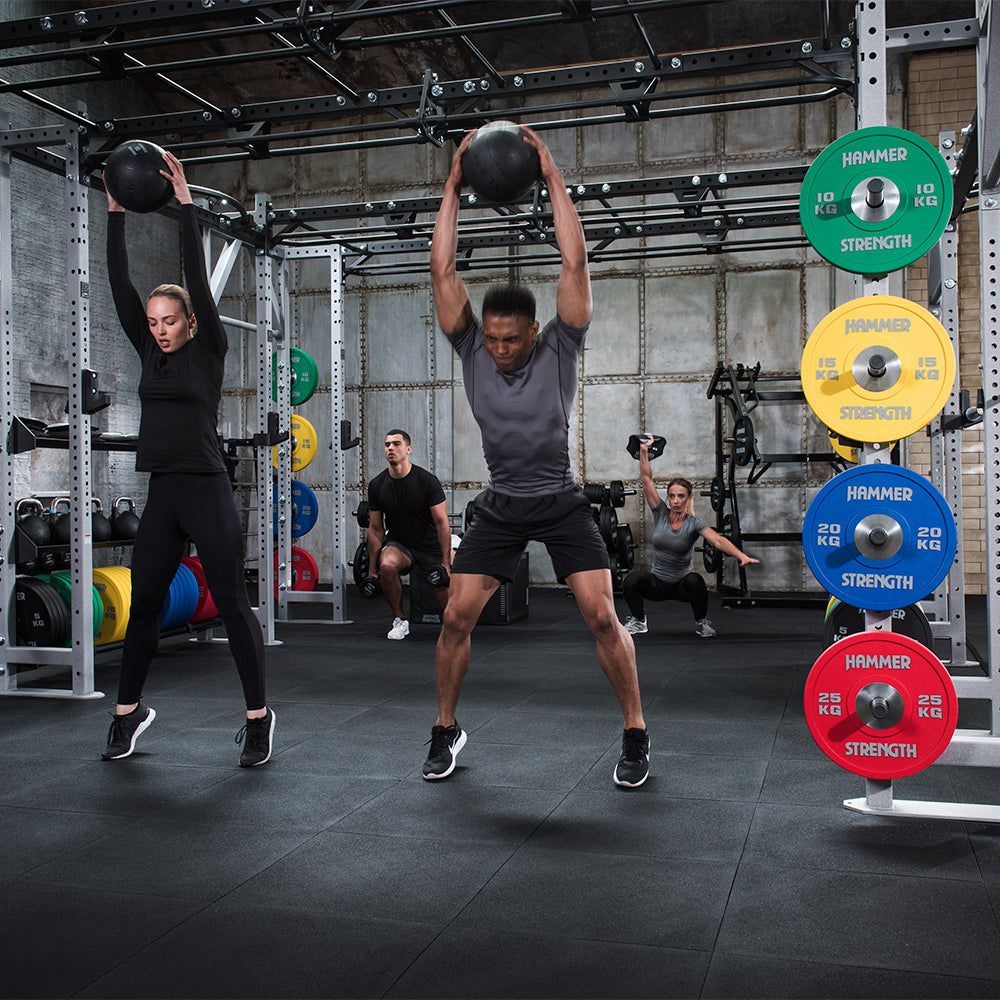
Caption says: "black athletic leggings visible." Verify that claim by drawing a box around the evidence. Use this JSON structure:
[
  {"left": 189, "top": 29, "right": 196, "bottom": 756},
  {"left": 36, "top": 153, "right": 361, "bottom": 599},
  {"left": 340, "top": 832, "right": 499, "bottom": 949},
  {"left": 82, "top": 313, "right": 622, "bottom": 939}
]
[
  {"left": 622, "top": 569, "right": 709, "bottom": 622},
  {"left": 116, "top": 471, "right": 266, "bottom": 710}
]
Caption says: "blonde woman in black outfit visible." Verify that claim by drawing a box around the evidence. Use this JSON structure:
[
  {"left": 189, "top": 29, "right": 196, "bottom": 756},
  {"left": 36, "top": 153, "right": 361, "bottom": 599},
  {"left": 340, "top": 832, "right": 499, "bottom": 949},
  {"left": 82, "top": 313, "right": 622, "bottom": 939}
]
[{"left": 101, "top": 149, "right": 274, "bottom": 766}]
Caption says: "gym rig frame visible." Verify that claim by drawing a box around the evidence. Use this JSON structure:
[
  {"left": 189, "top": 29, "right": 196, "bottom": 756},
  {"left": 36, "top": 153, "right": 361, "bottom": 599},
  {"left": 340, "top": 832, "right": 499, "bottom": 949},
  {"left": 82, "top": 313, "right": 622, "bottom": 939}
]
[{"left": 0, "top": 0, "right": 997, "bottom": 823}]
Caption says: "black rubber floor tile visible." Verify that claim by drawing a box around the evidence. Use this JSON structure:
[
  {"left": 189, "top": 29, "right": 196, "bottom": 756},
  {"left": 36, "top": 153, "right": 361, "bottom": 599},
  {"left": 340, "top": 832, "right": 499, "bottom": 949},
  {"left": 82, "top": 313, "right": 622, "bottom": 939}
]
[
  {"left": 21, "top": 813, "right": 319, "bottom": 901},
  {"left": 627, "top": 717, "right": 780, "bottom": 758},
  {"left": 743, "top": 801, "right": 980, "bottom": 879},
  {"left": 643, "top": 671, "right": 796, "bottom": 725},
  {"left": 527, "top": 787, "right": 755, "bottom": 862},
  {"left": 0, "top": 756, "right": 234, "bottom": 815},
  {"left": 939, "top": 764, "right": 1000, "bottom": 811},
  {"left": 770, "top": 718, "right": 824, "bottom": 758},
  {"left": 578, "top": 748, "right": 768, "bottom": 800},
  {"left": 76, "top": 903, "right": 440, "bottom": 1000},
  {"left": 471, "top": 709, "right": 623, "bottom": 748},
  {"left": 416, "top": 738, "right": 603, "bottom": 790},
  {"left": 0, "top": 804, "right": 142, "bottom": 883},
  {"left": 332, "top": 780, "right": 567, "bottom": 844},
  {"left": 703, "top": 952, "right": 1000, "bottom": 999},
  {"left": 716, "top": 863, "right": 1000, "bottom": 978},
  {"left": 385, "top": 926, "right": 711, "bottom": 999},
  {"left": 183, "top": 768, "right": 398, "bottom": 830},
  {"left": 221, "top": 829, "right": 517, "bottom": 925},
  {"left": 0, "top": 755, "right": 92, "bottom": 801},
  {"left": 966, "top": 829, "right": 1000, "bottom": 884},
  {"left": 271, "top": 731, "right": 425, "bottom": 779},
  {"left": 458, "top": 845, "right": 736, "bottom": 950},
  {"left": 0, "top": 881, "right": 203, "bottom": 999},
  {"left": 279, "top": 673, "right": 431, "bottom": 705}
]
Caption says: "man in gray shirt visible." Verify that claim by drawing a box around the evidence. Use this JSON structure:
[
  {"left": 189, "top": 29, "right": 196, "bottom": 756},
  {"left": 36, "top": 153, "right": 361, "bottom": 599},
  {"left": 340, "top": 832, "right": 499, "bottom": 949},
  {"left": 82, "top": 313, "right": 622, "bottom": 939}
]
[{"left": 426, "top": 124, "right": 649, "bottom": 787}]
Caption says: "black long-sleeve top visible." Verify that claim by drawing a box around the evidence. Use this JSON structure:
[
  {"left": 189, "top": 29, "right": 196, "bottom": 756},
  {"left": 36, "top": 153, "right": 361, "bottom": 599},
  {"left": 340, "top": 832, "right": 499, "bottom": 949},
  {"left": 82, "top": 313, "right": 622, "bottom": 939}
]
[{"left": 107, "top": 204, "right": 228, "bottom": 474}]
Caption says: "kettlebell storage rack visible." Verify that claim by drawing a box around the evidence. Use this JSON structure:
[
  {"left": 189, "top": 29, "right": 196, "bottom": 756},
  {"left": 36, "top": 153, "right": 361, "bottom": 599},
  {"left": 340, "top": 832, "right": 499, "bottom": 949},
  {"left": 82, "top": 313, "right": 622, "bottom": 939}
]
[{"left": 704, "top": 361, "right": 841, "bottom": 609}]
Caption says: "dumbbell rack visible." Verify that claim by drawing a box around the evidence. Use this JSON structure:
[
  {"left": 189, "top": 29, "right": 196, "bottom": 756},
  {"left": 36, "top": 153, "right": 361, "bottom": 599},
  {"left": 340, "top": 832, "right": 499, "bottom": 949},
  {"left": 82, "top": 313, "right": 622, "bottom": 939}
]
[
  {"left": 705, "top": 363, "right": 838, "bottom": 608},
  {"left": 581, "top": 481, "right": 636, "bottom": 592}
]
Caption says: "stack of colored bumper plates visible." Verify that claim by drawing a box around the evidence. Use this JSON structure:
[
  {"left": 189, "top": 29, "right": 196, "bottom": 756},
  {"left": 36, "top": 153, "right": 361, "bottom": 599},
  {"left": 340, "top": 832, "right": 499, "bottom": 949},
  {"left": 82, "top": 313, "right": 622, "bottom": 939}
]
[
  {"left": 158, "top": 562, "right": 199, "bottom": 629},
  {"left": 93, "top": 566, "right": 132, "bottom": 645},
  {"left": 180, "top": 556, "right": 219, "bottom": 623},
  {"left": 37, "top": 571, "right": 103, "bottom": 643}
]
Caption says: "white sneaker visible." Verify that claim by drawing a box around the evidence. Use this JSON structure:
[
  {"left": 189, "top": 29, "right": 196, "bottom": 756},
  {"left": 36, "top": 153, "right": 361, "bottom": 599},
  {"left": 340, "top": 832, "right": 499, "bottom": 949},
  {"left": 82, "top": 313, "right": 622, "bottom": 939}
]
[
  {"left": 695, "top": 618, "right": 716, "bottom": 638},
  {"left": 388, "top": 617, "right": 410, "bottom": 640},
  {"left": 623, "top": 616, "right": 647, "bottom": 635}
]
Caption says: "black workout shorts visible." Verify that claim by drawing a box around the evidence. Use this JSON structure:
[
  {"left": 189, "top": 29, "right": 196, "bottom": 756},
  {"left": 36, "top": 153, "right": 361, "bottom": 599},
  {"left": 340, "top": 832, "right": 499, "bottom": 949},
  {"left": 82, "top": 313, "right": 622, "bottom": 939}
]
[
  {"left": 380, "top": 540, "right": 443, "bottom": 574},
  {"left": 452, "top": 488, "right": 609, "bottom": 583}
]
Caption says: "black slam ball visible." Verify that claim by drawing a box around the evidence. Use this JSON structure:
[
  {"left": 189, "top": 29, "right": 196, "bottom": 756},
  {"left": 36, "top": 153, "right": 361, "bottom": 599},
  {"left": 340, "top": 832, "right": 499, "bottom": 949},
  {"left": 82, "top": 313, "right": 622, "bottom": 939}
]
[
  {"left": 104, "top": 140, "right": 174, "bottom": 213},
  {"left": 462, "top": 121, "right": 541, "bottom": 203}
]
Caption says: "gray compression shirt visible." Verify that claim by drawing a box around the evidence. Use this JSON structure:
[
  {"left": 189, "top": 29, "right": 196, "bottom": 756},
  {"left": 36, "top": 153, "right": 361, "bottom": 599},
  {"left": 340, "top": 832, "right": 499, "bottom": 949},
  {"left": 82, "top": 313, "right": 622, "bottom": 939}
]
[{"left": 448, "top": 314, "right": 587, "bottom": 496}]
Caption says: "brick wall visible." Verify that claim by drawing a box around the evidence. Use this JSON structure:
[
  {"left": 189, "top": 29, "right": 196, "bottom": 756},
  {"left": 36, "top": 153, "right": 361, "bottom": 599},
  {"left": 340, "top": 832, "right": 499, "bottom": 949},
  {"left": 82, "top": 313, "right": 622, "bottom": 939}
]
[{"left": 904, "top": 47, "right": 984, "bottom": 595}]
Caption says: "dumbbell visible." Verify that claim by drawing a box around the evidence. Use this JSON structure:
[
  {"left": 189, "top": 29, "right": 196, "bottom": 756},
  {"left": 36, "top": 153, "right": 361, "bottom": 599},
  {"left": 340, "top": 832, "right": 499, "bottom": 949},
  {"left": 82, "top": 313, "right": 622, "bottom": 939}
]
[
  {"left": 626, "top": 433, "right": 666, "bottom": 460},
  {"left": 360, "top": 575, "right": 382, "bottom": 599},
  {"left": 426, "top": 564, "right": 450, "bottom": 588}
]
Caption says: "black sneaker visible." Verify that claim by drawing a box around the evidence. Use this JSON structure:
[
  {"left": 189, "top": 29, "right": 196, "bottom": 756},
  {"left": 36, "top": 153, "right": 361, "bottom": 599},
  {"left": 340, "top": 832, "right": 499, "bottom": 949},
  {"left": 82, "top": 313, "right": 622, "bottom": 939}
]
[
  {"left": 101, "top": 703, "right": 156, "bottom": 760},
  {"left": 614, "top": 727, "right": 650, "bottom": 787},
  {"left": 422, "top": 722, "right": 467, "bottom": 780},
  {"left": 236, "top": 708, "right": 276, "bottom": 767}
]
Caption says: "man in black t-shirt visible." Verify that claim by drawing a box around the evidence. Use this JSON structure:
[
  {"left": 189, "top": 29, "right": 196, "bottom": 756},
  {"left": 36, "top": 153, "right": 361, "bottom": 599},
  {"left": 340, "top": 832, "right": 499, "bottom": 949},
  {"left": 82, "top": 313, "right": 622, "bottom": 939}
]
[{"left": 367, "top": 429, "right": 452, "bottom": 640}]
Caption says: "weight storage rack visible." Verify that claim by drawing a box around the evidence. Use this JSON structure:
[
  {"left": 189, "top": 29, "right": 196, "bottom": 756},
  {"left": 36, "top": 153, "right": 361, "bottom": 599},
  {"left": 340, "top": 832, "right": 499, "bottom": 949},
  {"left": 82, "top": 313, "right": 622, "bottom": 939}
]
[{"left": 704, "top": 362, "right": 840, "bottom": 608}]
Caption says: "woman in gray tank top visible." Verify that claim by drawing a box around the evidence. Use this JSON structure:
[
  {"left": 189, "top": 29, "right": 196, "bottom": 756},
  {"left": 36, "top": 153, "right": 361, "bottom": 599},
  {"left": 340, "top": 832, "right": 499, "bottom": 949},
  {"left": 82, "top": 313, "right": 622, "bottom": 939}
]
[{"left": 622, "top": 436, "right": 758, "bottom": 637}]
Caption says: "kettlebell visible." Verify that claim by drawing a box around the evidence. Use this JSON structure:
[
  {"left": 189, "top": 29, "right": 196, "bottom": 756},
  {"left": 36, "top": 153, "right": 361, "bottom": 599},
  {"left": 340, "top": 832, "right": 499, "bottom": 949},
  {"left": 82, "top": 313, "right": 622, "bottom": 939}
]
[
  {"left": 49, "top": 498, "right": 72, "bottom": 546},
  {"left": 112, "top": 496, "right": 141, "bottom": 540},
  {"left": 91, "top": 498, "right": 113, "bottom": 543},
  {"left": 15, "top": 498, "right": 51, "bottom": 572},
  {"left": 16, "top": 498, "right": 51, "bottom": 547}
]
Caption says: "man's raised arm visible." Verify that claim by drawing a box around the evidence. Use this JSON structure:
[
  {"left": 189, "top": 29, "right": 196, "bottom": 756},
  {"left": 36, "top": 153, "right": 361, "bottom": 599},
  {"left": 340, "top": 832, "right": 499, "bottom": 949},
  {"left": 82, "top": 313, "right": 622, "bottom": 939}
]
[
  {"left": 430, "top": 132, "right": 475, "bottom": 335},
  {"left": 520, "top": 126, "right": 592, "bottom": 329}
]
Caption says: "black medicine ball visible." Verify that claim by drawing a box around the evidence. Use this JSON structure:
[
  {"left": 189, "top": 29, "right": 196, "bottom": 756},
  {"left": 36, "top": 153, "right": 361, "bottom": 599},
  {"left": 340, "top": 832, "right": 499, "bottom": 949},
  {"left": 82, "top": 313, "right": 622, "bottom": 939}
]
[
  {"left": 104, "top": 140, "right": 173, "bottom": 213},
  {"left": 462, "top": 121, "right": 541, "bottom": 204}
]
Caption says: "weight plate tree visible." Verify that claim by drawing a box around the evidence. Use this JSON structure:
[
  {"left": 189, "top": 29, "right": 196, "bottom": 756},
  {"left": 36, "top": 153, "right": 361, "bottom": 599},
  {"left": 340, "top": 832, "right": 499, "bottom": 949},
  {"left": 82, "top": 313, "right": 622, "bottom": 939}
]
[
  {"left": 804, "top": 631, "right": 957, "bottom": 780},
  {"left": 801, "top": 295, "right": 955, "bottom": 442},
  {"left": 799, "top": 126, "right": 953, "bottom": 274},
  {"left": 822, "top": 599, "right": 933, "bottom": 650},
  {"left": 802, "top": 464, "right": 957, "bottom": 612}
]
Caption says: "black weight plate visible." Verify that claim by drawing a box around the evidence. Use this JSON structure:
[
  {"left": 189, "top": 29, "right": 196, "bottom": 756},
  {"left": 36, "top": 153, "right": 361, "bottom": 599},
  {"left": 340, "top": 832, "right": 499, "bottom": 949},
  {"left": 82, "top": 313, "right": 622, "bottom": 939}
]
[
  {"left": 615, "top": 523, "right": 635, "bottom": 571},
  {"left": 355, "top": 500, "right": 370, "bottom": 528},
  {"left": 598, "top": 506, "right": 618, "bottom": 550},
  {"left": 609, "top": 480, "right": 626, "bottom": 509},
  {"left": 352, "top": 541, "right": 370, "bottom": 588},
  {"left": 710, "top": 476, "right": 725, "bottom": 513},
  {"left": 733, "top": 414, "right": 754, "bottom": 466},
  {"left": 822, "top": 600, "right": 934, "bottom": 650},
  {"left": 12, "top": 577, "right": 67, "bottom": 647},
  {"left": 702, "top": 540, "right": 721, "bottom": 574},
  {"left": 582, "top": 482, "right": 607, "bottom": 506}
]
